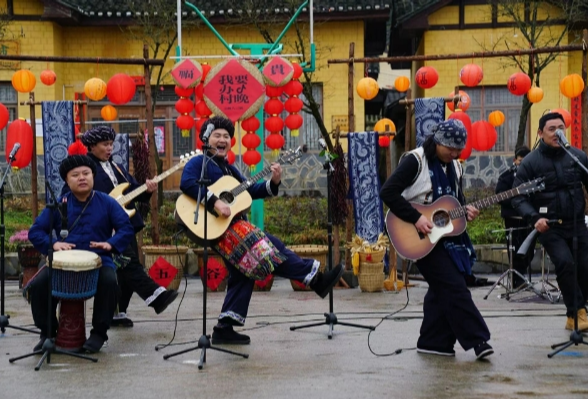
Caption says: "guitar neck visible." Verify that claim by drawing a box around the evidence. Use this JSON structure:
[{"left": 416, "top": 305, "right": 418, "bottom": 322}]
[
  {"left": 450, "top": 186, "right": 522, "bottom": 219},
  {"left": 119, "top": 164, "right": 182, "bottom": 205},
  {"left": 231, "top": 164, "right": 276, "bottom": 197}
]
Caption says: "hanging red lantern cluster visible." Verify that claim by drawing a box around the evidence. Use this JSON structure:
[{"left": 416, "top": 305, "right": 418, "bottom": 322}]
[
  {"left": 283, "top": 63, "right": 304, "bottom": 137},
  {"left": 264, "top": 85, "right": 285, "bottom": 155},
  {"left": 241, "top": 116, "right": 262, "bottom": 169},
  {"left": 174, "top": 86, "right": 194, "bottom": 138},
  {"left": 6, "top": 119, "right": 33, "bottom": 169},
  {"left": 193, "top": 63, "right": 213, "bottom": 149}
]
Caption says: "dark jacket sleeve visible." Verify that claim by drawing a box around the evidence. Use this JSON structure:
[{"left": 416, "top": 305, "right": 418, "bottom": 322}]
[
  {"left": 495, "top": 169, "right": 514, "bottom": 206},
  {"left": 511, "top": 160, "right": 541, "bottom": 226},
  {"left": 28, "top": 207, "right": 61, "bottom": 255},
  {"left": 179, "top": 156, "right": 220, "bottom": 214},
  {"left": 379, "top": 154, "right": 422, "bottom": 224}
]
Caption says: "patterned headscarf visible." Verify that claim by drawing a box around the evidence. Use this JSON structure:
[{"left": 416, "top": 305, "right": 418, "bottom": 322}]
[
  {"left": 431, "top": 119, "right": 467, "bottom": 150},
  {"left": 59, "top": 155, "right": 97, "bottom": 180},
  {"left": 81, "top": 125, "right": 116, "bottom": 147}
]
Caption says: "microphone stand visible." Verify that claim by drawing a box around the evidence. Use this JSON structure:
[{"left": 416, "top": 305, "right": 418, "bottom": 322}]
[
  {"left": 290, "top": 147, "right": 375, "bottom": 338},
  {"left": 163, "top": 141, "right": 248, "bottom": 369},
  {"left": 1, "top": 153, "right": 39, "bottom": 336},
  {"left": 10, "top": 182, "right": 98, "bottom": 370},
  {"left": 548, "top": 140, "right": 588, "bottom": 358}
]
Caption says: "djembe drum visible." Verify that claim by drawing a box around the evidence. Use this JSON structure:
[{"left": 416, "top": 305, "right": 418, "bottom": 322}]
[{"left": 51, "top": 250, "right": 102, "bottom": 352}]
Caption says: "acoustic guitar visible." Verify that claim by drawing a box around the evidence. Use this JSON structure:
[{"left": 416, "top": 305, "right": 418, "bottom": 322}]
[
  {"left": 385, "top": 178, "right": 545, "bottom": 261},
  {"left": 109, "top": 150, "right": 201, "bottom": 217},
  {"left": 176, "top": 148, "right": 302, "bottom": 240}
]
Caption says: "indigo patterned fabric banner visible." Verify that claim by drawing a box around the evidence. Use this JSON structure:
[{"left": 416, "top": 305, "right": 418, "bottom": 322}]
[
  {"left": 415, "top": 97, "right": 445, "bottom": 147},
  {"left": 42, "top": 101, "right": 74, "bottom": 203},
  {"left": 112, "top": 133, "right": 129, "bottom": 171},
  {"left": 347, "top": 131, "right": 384, "bottom": 244}
]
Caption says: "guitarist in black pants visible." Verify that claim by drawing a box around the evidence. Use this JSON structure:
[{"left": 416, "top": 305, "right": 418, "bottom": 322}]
[
  {"left": 380, "top": 119, "right": 493, "bottom": 360},
  {"left": 61, "top": 126, "right": 178, "bottom": 327},
  {"left": 179, "top": 116, "right": 344, "bottom": 345}
]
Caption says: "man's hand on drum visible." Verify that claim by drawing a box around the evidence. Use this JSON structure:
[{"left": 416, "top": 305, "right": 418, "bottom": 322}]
[
  {"left": 90, "top": 241, "right": 112, "bottom": 251},
  {"left": 53, "top": 242, "right": 76, "bottom": 251}
]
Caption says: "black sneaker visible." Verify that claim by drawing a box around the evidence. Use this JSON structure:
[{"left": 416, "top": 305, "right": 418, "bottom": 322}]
[
  {"left": 416, "top": 346, "right": 455, "bottom": 357},
  {"left": 151, "top": 290, "right": 179, "bottom": 315},
  {"left": 211, "top": 325, "right": 251, "bottom": 345},
  {"left": 474, "top": 342, "right": 493, "bottom": 360},
  {"left": 33, "top": 336, "right": 47, "bottom": 352},
  {"left": 83, "top": 333, "right": 106, "bottom": 354},
  {"left": 310, "top": 264, "right": 345, "bottom": 299},
  {"left": 111, "top": 312, "right": 134, "bottom": 328}
]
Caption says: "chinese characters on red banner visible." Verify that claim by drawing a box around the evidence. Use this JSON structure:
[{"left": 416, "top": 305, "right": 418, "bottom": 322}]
[
  {"left": 571, "top": 96, "right": 582, "bottom": 149},
  {"left": 262, "top": 56, "right": 293, "bottom": 86}
]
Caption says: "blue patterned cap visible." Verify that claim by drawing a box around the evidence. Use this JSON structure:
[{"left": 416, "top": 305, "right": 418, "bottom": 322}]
[
  {"left": 431, "top": 119, "right": 467, "bottom": 150},
  {"left": 81, "top": 125, "right": 116, "bottom": 147}
]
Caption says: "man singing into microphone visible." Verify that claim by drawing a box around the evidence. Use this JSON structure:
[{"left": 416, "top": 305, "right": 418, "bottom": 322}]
[
  {"left": 180, "top": 116, "right": 343, "bottom": 345},
  {"left": 512, "top": 112, "right": 588, "bottom": 331}
]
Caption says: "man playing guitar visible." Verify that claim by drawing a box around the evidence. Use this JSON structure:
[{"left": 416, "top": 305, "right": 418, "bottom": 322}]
[{"left": 179, "top": 116, "right": 343, "bottom": 345}]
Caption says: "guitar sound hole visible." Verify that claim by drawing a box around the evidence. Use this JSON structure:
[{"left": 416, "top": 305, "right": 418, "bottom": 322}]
[
  {"left": 218, "top": 191, "right": 234, "bottom": 204},
  {"left": 432, "top": 210, "right": 450, "bottom": 228}
]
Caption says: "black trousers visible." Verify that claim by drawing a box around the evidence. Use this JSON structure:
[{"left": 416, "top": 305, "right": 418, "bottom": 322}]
[
  {"left": 116, "top": 235, "right": 162, "bottom": 313},
  {"left": 504, "top": 217, "right": 534, "bottom": 285},
  {"left": 538, "top": 226, "right": 588, "bottom": 316},
  {"left": 416, "top": 243, "right": 491, "bottom": 351},
  {"left": 30, "top": 266, "right": 118, "bottom": 340}
]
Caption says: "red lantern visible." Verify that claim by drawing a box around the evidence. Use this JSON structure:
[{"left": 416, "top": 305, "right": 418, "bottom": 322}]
[
  {"left": 195, "top": 101, "right": 212, "bottom": 116},
  {"left": 415, "top": 66, "right": 439, "bottom": 89},
  {"left": 175, "top": 98, "right": 194, "bottom": 114},
  {"left": 40, "top": 70, "right": 57, "bottom": 86},
  {"left": 243, "top": 149, "right": 261, "bottom": 167},
  {"left": 460, "top": 139, "right": 473, "bottom": 160},
  {"left": 378, "top": 136, "right": 391, "bottom": 147},
  {"left": 201, "top": 63, "right": 212, "bottom": 80},
  {"left": 265, "top": 133, "right": 285, "bottom": 150},
  {"left": 227, "top": 150, "right": 236, "bottom": 165},
  {"left": 550, "top": 108, "right": 572, "bottom": 128},
  {"left": 241, "top": 116, "right": 260, "bottom": 132},
  {"left": 283, "top": 80, "right": 303, "bottom": 97},
  {"left": 0, "top": 103, "right": 9, "bottom": 130},
  {"left": 285, "top": 114, "right": 303, "bottom": 131},
  {"left": 459, "top": 64, "right": 483, "bottom": 87},
  {"left": 231, "top": 137, "right": 236, "bottom": 148},
  {"left": 292, "top": 62, "right": 303, "bottom": 80},
  {"left": 175, "top": 86, "right": 193, "bottom": 98},
  {"left": 471, "top": 121, "right": 497, "bottom": 151},
  {"left": 507, "top": 72, "right": 532, "bottom": 96},
  {"left": 176, "top": 115, "right": 194, "bottom": 131},
  {"left": 6, "top": 120, "right": 33, "bottom": 168},
  {"left": 285, "top": 97, "right": 303, "bottom": 113},
  {"left": 242, "top": 133, "right": 261, "bottom": 148},
  {"left": 264, "top": 98, "right": 284, "bottom": 115},
  {"left": 107, "top": 73, "right": 136, "bottom": 105},
  {"left": 195, "top": 83, "right": 204, "bottom": 99},
  {"left": 447, "top": 90, "right": 471, "bottom": 112},
  {"left": 266, "top": 86, "right": 284, "bottom": 97},
  {"left": 195, "top": 118, "right": 205, "bottom": 135},
  {"left": 448, "top": 111, "right": 472, "bottom": 135},
  {"left": 265, "top": 116, "right": 284, "bottom": 132}
]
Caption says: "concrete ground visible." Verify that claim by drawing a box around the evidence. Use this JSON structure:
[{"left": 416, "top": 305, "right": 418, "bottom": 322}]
[{"left": 2, "top": 274, "right": 588, "bottom": 399}]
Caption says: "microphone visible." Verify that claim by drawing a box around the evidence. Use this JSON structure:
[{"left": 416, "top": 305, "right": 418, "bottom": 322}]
[
  {"left": 8, "top": 142, "right": 20, "bottom": 160},
  {"left": 555, "top": 129, "right": 570, "bottom": 148},
  {"left": 202, "top": 123, "right": 214, "bottom": 143}
]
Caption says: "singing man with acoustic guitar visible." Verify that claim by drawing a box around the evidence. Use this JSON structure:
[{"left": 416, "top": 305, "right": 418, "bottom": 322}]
[
  {"left": 379, "top": 119, "right": 493, "bottom": 360},
  {"left": 61, "top": 126, "right": 178, "bottom": 327},
  {"left": 179, "top": 116, "right": 343, "bottom": 345}
]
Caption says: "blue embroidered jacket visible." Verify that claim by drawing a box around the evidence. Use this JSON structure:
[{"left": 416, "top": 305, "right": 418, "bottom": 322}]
[
  {"left": 28, "top": 191, "right": 135, "bottom": 269},
  {"left": 180, "top": 154, "right": 279, "bottom": 214}
]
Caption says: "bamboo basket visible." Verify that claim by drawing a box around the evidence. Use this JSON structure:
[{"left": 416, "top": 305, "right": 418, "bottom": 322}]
[
  {"left": 193, "top": 248, "right": 228, "bottom": 292},
  {"left": 358, "top": 261, "right": 384, "bottom": 292},
  {"left": 142, "top": 245, "right": 189, "bottom": 291},
  {"left": 358, "top": 248, "right": 386, "bottom": 264},
  {"left": 253, "top": 275, "right": 274, "bottom": 291},
  {"left": 288, "top": 245, "right": 328, "bottom": 291}
]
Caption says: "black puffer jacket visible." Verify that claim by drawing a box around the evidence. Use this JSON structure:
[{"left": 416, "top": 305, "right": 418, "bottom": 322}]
[{"left": 512, "top": 140, "right": 588, "bottom": 228}]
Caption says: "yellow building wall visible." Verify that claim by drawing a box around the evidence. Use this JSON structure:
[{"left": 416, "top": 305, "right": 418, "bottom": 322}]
[
  {"left": 425, "top": 4, "right": 572, "bottom": 150},
  {"left": 1, "top": 17, "right": 364, "bottom": 155}
]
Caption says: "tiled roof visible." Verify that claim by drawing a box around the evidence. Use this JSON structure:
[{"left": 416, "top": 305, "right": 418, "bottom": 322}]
[
  {"left": 54, "top": 0, "right": 392, "bottom": 18},
  {"left": 393, "top": 0, "right": 441, "bottom": 24}
]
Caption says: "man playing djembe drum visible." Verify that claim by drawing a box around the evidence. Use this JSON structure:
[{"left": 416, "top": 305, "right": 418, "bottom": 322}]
[{"left": 27, "top": 154, "right": 135, "bottom": 353}]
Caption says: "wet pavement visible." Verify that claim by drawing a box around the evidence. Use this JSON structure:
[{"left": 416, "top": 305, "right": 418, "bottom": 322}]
[{"left": 2, "top": 274, "right": 588, "bottom": 398}]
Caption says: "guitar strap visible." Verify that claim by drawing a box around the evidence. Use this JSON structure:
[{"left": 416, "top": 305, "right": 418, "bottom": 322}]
[{"left": 111, "top": 162, "right": 129, "bottom": 184}]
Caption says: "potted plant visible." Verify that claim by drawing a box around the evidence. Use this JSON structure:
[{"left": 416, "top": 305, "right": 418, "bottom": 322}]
[{"left": 9, "top": 230, "right": 42, "bottom": 288}]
